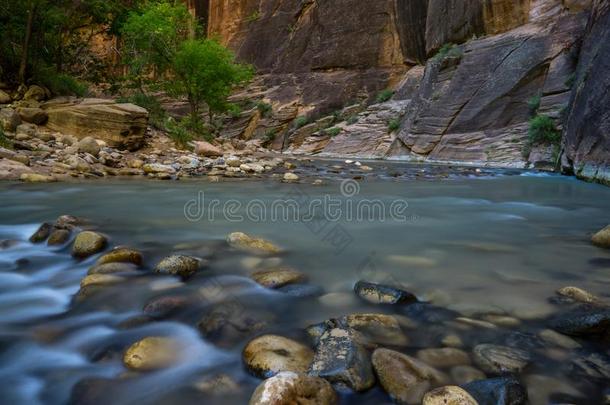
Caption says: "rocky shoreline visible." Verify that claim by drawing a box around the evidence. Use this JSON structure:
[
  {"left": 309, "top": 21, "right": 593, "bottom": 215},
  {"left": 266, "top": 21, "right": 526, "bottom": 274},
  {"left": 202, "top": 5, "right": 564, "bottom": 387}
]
[{"left": 12, "top": 215, "right": 610, "bottom": 404}]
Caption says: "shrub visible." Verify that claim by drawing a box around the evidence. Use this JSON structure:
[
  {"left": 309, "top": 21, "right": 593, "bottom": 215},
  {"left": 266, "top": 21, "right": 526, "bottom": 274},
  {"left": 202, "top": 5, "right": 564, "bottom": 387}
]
[
  {"left": 256, "top": 101, "right": 273, "bottom": 117},
  {"left": 263, "top": 129, "right": 277, "bottom": 144},
  {"left": 325, "top": 127, "right": 341, "bottom": 137},
  {"left": 528, "top": 115, "right": 561, "bottom": 145},
  {"left": 376, "top": 89, "right": 394, "bottom": 104},
  {"left": 166, "top": 115, "right": 213, "bottom": 147},
  {"left": 118, "top": 93, "right": 166, "bottom": 130},
  {"left": 388, "top": 118, "right": 401, "bottom": 133},
  {"left": 528, "top": 95, "right": 541, "bottom": 113},
  {"left": 347, "top": 115, "right": 359, "bottom": 125},
  {"left": 433, "top": 43, "right": 463, "bottom": 62},
  {"left": 294, "top": 116, "right": 309, "bottom": 129},
  {"left": 34, "top": 67, "right": 88, "bottom": 97},
  {"left": 0, "top": 127, "right": 12, "bottom": 149}
]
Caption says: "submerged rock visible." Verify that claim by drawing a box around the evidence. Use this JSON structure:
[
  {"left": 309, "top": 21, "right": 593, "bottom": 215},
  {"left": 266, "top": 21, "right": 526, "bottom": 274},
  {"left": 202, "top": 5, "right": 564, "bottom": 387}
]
[
  {"left": 198, "top": 302, "right": 269, "bottom": 347},
  {"left": 80, "top": 274, "right": 124, "bottom": 288},
  {"left": 227, "top": 232, "right": 281, "bottom": 255},
  {"left": 422, "top": 386, "right": 478, "bottom": 405},
  {"left": 340, "top": 313, "right": 409, "bottom": 347},
  {"left": 251, "top": 267, "right": 306, "bottom": 289},
  {"left": 462, "top": 377, "right": 528, "bottom": 405},
  {"left": 192, "top": 373, "right": 241, "bottom": 396},
  {"left": 29, "top": 222, "right": 52, "bottom": 243},
  {"left": 96, "top": 247, "right": 143, "bottom": 266},
  {"left": 416, "top": 347, "right": 471, "bottom": 368},
  {"left": 72, "top": 231, "right": 107, "bottom": 258},
  {"left": 550, "top": 309, "right": 610, "bottom": 338},
  {"left": 472, "top": 344, "right": 530, "bottom": 374},
  {"left": 592, "top": 225, "right": 610, "bottom": 248},
  {"left": 372, "top": 348, "right": 447, "bottom": 404},
  {"left": 309, "top": 328, "right": 375, "bottom": 392},
  {"left": 154, "top": 255, "right": 200, "bottom": 278},
  {"left": 143, "top": 295, "right": 190, "bottom": 318},
  {"left": 354, "top": 280, "right": 418, "bottom": 305},
  {"left": 450, "top": 365, "right": 486, "bottom": 385},
  {"left": 556, "top": 286, "right": 601, "bottom": 304},
  {"left": 87, "top": 262, "right": 138, "bottom": 275},
  {"left": 249, "top": 372, "right": 337, "bottom": 405},
  {"left": 123, "top": 336, "right": 181, "bottom": 371},
  {"left": 243, "top": 335, "right": 314, "bottom": 378}
]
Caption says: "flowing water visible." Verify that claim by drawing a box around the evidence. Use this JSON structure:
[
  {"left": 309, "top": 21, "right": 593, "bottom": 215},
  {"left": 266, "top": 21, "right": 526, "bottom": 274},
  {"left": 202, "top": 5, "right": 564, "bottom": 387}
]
[{"left": 1, "top": 166, "right": 610, "bottom": 404}]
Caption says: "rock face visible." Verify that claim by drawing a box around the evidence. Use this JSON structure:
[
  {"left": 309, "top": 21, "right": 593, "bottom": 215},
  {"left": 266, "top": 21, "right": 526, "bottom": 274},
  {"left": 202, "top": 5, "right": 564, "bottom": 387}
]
[
  {"left": 563, "top": 0, "right": 610, "bottom": 184},
  {"left": 45, "top": 98, "right": 148, "bottom": 151}
]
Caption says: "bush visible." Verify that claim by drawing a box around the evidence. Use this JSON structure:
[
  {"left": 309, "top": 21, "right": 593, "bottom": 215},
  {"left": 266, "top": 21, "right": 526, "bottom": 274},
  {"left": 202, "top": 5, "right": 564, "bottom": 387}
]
[
  {"left": 376, "top": 89, "right": 394, "bottom": 104},
  {"left": 34, "top": 67, "right": 88, "bottom": 97},
  {"left": 388, "top": 118, "right": 401, "bottom": 133},
  {"left": 166, "top": 115, "right": 213, "bottom": 147},
  {"left": 256, "top": 101, "right": 273, "bottom": 117},
  {"left": 528, "top": 95, "right": 541, "bottom": 113},
  {"left": 294, "top": 116, "right": 309, "bottom": 129},
  {"left": 263, "top": 129, "right": 277, "bottom": 144},
  {"left": 0, "top": 127, "right": 12, "bottom": 149},
  {"left": 325, "top": 127, "right": 341, "bottom": 137},
  {"left": 118, "top": 93, "right": 167, "bottom": 129},
  {"left": 528, "top": 115, "right": 561, "bottom": 145},
  {"left": 433, "top": 43, "right": 463, "bottom": 61}
]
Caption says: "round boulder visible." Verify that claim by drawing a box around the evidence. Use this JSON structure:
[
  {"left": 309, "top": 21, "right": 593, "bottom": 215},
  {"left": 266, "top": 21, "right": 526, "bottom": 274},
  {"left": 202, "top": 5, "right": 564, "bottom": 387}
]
[
  {"left": 472, "top": 344, "right": 530, "bottom": 374},
  {"left": 29, "top": 222, "right": 52, "bottom": 243},
  {"left": 249, "top": 372, "right": 337, "bottom": 405},
  {"left": 96, "top": 247, "right": 143, "bottom": 266},
  {"left": 87, "top": 262, "right": 137, "bottom": 275},
  {"left": 422, "top": 386, "right": 478, "bottom": 405},
  {"left": 77, "top": 136, "right": 101, "bottom": 157},
  {"left": 123, "top": 336, "right": 181, "bottom": 371},
  {"left": 227, "top": 232, "right": 281, "bottom": 255},
  {"left": 47, "top": 229, "right": 71, "bottom": 245},
  {"left": 154, "top": 255, "right": 200, "bottom": 278},
  {"left": 251, "top": 267, "right": 306, "bottom": 289},
  {"left": 72, "top": 231, "right": 107, "bottom": 258},
  {"left": 243, "top": 335, "right": 314, "bottom": 378}
]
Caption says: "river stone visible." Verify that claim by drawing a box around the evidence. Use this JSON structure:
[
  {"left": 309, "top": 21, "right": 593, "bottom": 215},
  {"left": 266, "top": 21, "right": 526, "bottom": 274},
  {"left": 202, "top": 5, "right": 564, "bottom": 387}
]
[
  {"left": 472, "top": 344, "right": 530, "bottom": 374},
  {"left": 372, "top": 348, "right": 448, "bottom": 404},
  {"left": 17, "top": 107, "right": 48, "bottom": 125},
  {"left": 249, "top": 372, "right": 337, "bottom": 405},
  {"left": 450, "top": 365, "right": 486, "bottom": 385},
  {"left": 309, "top": 328, "right": 375, "bottom": 392},
  {"left": 80, "top": 274, "right": 124, "bottom": 288},
  {"left": 556, "top": 286, "right": 600, "bottom": 304},
  {"left": 251, "top": 267, "right": 306, "bottom": 289},
  {"left": 193, "top": 373, "right": 241, "bottom": 396},
  {"left": 354, "top": 280, "right": 418, "bottom": 305},
  {"left": 20, "top": 173, "right": 57, "bottom": 183},
  {"left": 0, "top": 108, "right": 21, "bottom": 131},
  {"left": 537, "top": 329, "right": 581, "bottom": 349},
  {"left": 340, "top": 313, "right": 409, "bottom": 347},
  {"left": 198, "top": 301, "right": 269, "bottom": 347},
  {"left": 47, "top": 229, "right": 70, "bottom": 245},
  {"left": 55, "top": 214, "right": 86, "bottom": 230},
  {"left": 592, "top": 225, "right": 610, "bottom": 248},
  {"left": 416, "top": 348, "right": 471, "bottom": 368},
  {"left": 29, "top": 222, "right": 52, "bottom": 243},
  {"left": 142, "top": 163, "right": 176, "bottom": 175},
  {"left": 72, "top": 231, "right": 107, "bottom": 258},
  {"left": 422, "top": 386, "right": 478, "bottom": 405},
  {"left": 87, "top": 262, "right": 137, "bottom": 275},
  {"left": 283, "top": 172, "right": 299, "bottom": 182},
  {"left": 143, "top": 295, "right": 190, "bottom": 318},
  {"left": 243, "top": 335, "right": 314, "bottom": 378},
  {"left": 123, "top": 336, "right": 181, "bottom": 371},
  {"left": 571, "top": 351, "right": 610, "bottom": 379},
  {"left": 154, "top": 255, "right": 200, "bottom": 278},
  {"left": 227, "top": 232, "right": 281, "bottom": 255},
  {"left": 96, "top": 247, "right": 143, "bottom": 266},
  {"left": 462, "top": 377, "right": 528, "bottom": 405},
  {"left": 549, "top": 309, "right": 610, "bottom": 338}
]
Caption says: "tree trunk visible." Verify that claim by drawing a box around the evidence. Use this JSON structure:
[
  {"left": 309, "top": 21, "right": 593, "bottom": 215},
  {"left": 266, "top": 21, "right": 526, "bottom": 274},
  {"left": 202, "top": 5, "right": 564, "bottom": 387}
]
[{"left": 19, "top": 1, "right": 36, "bottom": 84}]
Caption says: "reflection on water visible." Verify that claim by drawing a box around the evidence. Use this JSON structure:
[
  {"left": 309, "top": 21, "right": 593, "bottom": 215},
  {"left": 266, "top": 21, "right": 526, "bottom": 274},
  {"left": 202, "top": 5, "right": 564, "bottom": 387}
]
[{"left": 0, "top": 172, "right": 609, "bottom": 404}]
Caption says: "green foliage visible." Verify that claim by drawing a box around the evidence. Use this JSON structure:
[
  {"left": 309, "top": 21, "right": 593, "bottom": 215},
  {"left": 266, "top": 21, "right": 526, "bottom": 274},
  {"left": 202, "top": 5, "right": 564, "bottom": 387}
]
[
  {"left": 165, "top": 115, "right": 213, "bottom": 147},
  {"left": 325, "top": 127, "right": 341, "bottom": 137},
  {"left": 118, "top": 93, "right": 166, "bottom": 129},
  {"left": 246, "top": 10, "right": 261, "bottom": 22},
  {"left": 528, "top": 115, "right": 561, "bottom": 145},
  {"left": 256, "top": 101, "right": 273, "bottom": 117},
  {"left": 263, "top": 129, "right": 277, "bottom": 144},
  {"left": 0, "top": 128, "right": 12, "bottom": 149},
  {"left": 433, "top": 43, "right": 463, "bottom": 61},
  {"left": 376, "top": 89, "right": 394, "bottom": 104},
  {"left": 528, "top": 94, "right": 541, "bottom": 113},
  {"left": 228, "top": 104, "right": 242, "bottom": 118},
  {"left": 388, "top": 118, "right": 401, "bottom": 133},
  {"left": 294, "top": 116, "right": 309, "bottom": 129},
  {"left": 347, "top": 115, "right": 359, "bottom": 125},
  {"left": 33, "top": 66, "right": 87, "bottom": 96}
]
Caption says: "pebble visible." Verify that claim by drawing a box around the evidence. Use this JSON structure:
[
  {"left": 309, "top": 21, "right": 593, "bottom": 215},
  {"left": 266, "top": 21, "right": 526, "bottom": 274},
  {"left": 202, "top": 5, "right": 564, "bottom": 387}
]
[{"left": 71, "top": 231, "right": 107, "bottom": 258}]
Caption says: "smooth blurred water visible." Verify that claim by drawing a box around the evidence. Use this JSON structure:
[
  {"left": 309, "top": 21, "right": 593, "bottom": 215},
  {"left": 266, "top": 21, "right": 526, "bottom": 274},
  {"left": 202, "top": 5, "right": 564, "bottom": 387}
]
[{"left": 0, "top": 171, "right": 609, "bottom": 404}]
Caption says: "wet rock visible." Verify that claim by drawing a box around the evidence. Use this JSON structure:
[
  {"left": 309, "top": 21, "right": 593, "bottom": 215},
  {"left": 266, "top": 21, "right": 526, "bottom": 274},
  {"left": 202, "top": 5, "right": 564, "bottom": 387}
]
[
  {"left": 283, "top": 172, "right": 299, "bottom": 182},
  {"left": 592, "top": 225, "right": 610, "bottom": 248},
  {"left": 556, "top": 286, "right": 600, "bottom": 304},
  {"left": 455, "top": 317, "right": 497, "bottom": 330},
  {"left": 277, "top": 283, "right": 324, "bottom": 297},
  {"left": 80, "top": 274, "right": 124, "bottom": 288},
  {"left": 251, "top": 267, "right": 306, "bottom": 289},
  {"left": 571, "top": 351, "right": 610, "bottom": 380},
  {"left": 193, "top": 373, "right": 241, "bottom": 396},
  {"left": 47, "top": 229, "right": 70, "bottom": 245},
  {"left": 243, "top": 335, "right": 314, "bottom": 378},
  {"left": 340, "top": 313, "right": 409, "bottom": 347},
  {"left": 154, "top": 255, "right": 200, "bottom": 278},
  {"left": 227, "top": 232, "right": 281, "bottom": 255},
  {"left": 143, "top": 295, "right": 190, "bottom": 318},
  {"left": 354, "top": 280, "right": 418, "bottom": 305},
  {"left": 69, "top": 377, "right": 117, "bottom": 405},
  {"left": 472, "top": 344, "right": 530, "bottom": 374},
  {"left": 372, "top": 348, "right": 447, "bottom": 404},
  {"left": 87, "top": 262, "right": 138, "bottom": 275},
  {"left": 72, "top": 231, "right": 107, "bottom": 258},
  {"left": 249, "top": 372, "right": 337, "bottom": 405},
  {"left": 416, "top": 348, "right": 471, "bottom": 368},
  {"left": 55, "top": 214, "right": 86, "bottom": 230},
  {"left": 402, "top": 302, "right": 459, "bottom": 323},
  {"left": 198, "top": 301, "right": 269, "bottom": 347},
  {"left": 123, "top": 336, "right": 181, "bottom": 371},
  {"left": 309, "top": 328, "right": 375, "bottom": 392},
  {"left": 96, "top": 247, "right": 143, "bottom": 266},
  {"left": 503, "top": 332, "right": 543, "bottom": 351},
  {"left": 422, "top": 386, "right": 478, "bottom": 405},
  {"left": 29, "top": 222, "right": 52, "bottom": 243},
  {"left": 462, "top": 377, "right": 528, "bottom": 405},
  {"left": 442, "top": 334, "right": 464, "bottom": 348},
  {"left": 550, "top": 309, "right": 610, "bottom": 338},
  {"left": 450, "top": 365, "right": 486, "bottom": 385},
  {"left": 537, "top": 329, "right": 581, "bottom": 349}
]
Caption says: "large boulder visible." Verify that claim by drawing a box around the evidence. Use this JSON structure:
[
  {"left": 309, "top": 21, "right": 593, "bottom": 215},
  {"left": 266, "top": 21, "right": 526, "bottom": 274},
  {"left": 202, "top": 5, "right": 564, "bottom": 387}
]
[{"left": 45, "top": 99, "right": 148, "bottom": 151}]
